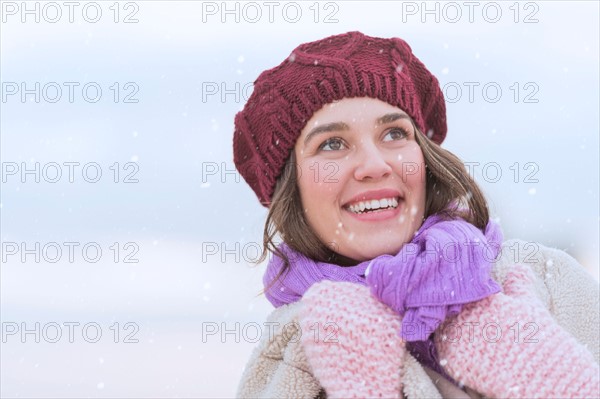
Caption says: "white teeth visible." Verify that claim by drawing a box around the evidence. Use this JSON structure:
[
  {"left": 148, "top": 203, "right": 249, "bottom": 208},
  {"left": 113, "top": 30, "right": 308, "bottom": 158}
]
[{"left": 347, "top": 197, "right": 400, "bottom": 214}]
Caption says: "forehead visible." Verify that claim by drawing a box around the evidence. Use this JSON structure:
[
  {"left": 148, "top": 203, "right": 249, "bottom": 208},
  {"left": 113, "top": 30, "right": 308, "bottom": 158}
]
[{"left": 303, "top": 97, "right": 407, "bottom": 128}]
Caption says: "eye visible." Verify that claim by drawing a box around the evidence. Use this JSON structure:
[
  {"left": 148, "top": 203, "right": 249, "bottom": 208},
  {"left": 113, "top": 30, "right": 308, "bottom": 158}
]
[
  {"left": 319, "top": 137, "right": 346, "bottom": 151},
  {"left": 383, "top": 127, "right": 409, "bottom": 142}
]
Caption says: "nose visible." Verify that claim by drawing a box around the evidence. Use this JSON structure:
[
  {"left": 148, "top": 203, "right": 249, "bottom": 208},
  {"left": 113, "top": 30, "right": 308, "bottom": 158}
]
[{"left": 353, "top": 142, "right": 392, "bottom": 181}]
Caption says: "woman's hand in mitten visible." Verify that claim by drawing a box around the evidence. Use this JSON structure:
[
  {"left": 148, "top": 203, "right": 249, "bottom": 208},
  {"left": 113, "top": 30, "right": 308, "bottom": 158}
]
[
  {"left": 298, "top": 280, "right": 406, "bottom": 399},
  {"left": 434, "top": 263, "right": 600, "bottom": 399}
]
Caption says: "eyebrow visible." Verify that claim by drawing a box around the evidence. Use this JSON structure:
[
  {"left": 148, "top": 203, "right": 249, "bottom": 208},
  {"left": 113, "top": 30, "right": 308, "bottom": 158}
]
[
  {"left": 303, "top": 112, "right": 411, "bottom": 145},
  {"left": 304, "top": 122, "right": 349, "bottom": 145},
  {"left": 377, "top": 113, "right": 411, "bottom": 125}
]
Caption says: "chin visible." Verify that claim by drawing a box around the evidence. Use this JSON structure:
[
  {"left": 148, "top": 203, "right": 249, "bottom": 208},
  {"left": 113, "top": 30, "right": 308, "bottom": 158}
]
[{"left": 353, "top": 241, "right": 405, "bottom": 261}]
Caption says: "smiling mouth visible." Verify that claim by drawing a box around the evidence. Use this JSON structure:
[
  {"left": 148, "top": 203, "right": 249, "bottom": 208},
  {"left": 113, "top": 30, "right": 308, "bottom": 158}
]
[{"left": 345, "top": 197, "right": 400, "bottom": 214}]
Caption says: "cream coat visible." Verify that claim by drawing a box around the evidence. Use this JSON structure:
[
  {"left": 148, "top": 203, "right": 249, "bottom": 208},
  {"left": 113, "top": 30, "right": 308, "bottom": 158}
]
[{"left": 236, "top": 240, "right": 600, "bottom": 398}]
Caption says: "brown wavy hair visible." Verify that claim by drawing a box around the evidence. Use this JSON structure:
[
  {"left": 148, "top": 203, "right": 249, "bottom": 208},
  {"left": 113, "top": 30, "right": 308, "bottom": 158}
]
[{"left": 258, "top": 124, "right": 489, "bottom": 292}]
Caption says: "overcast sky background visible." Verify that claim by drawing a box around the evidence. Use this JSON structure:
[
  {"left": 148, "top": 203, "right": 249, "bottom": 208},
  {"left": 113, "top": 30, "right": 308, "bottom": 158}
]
[{"left": 1, "top": 1, "right": 598, "bottom": 397}]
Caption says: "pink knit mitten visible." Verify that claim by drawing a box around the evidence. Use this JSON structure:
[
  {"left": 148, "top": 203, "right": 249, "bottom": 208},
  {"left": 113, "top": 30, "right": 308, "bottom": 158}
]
[
  {"left": 435, "top": 263, "right": 600, "bottom": 398},
  {"left": 299, "top": 281, "right": 405, "bottom": 398}
]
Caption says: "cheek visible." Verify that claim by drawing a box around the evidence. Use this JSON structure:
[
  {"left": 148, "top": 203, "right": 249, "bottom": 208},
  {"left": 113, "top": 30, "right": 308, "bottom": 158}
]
[
  {"left": 393, "top": 154, "right": 426, "bottom": 189},
  {"left": 296, "top": 161, "right": 346, "bottom": 235},
  {"left": 406, "top": 163, "right": 427, "bottom": 192},
  {"left": 297, "top": 160, "right": 345, "bottom": 197},
  {"left": 298, "top": 160, "right": 343, "bottom": 186},
  {"left": 297, "top": 162, "right": 336, "bottom": 217},
  {"left": 400, "top": 148, "right": 427, "bottom": 206}
]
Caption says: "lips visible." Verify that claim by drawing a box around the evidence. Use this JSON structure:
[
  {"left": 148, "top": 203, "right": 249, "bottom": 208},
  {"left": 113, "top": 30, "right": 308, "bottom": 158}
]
[
  {"left": 343, "top": 188, "right": 403, "bottom": 214},
  {"left": 346, "top": 197, "right": 399, "bottom": 214}
]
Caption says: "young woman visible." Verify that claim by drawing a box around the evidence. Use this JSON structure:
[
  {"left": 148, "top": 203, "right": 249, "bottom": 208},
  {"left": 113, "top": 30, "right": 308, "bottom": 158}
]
[{"left": 233, "top": 31, "right": 600, "bottom": 398}]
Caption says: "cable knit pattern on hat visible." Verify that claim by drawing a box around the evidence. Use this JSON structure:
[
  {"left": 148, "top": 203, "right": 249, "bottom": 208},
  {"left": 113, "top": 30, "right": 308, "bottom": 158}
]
[
  {"left": 435, "top": 263, "right": 600, "bottom": 398},
  {"left": 299, "top": 280, "right": 405, "bottom": 398},
  {"left": 233, "top": 31, "right": 447, "bottom": 206}
]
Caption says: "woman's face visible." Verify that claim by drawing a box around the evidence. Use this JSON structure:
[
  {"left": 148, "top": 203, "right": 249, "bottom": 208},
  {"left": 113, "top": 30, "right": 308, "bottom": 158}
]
[{"left": 294, "top": 97, "right": 427, "bottom": 261}]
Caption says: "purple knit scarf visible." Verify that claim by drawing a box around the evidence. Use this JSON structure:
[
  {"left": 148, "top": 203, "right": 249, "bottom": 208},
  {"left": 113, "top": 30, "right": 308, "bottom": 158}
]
[
  {"left": 264, "top": 213, "right": 502, "bottom": 340},
  {"left": 263, "top": 214, "right": 502, "bottom": 379}
]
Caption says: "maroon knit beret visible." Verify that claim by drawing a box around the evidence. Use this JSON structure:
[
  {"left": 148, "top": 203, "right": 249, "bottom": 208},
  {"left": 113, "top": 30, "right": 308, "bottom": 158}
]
[{"left": 233, "top": 31, "right": 447, "bottom": 207}]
